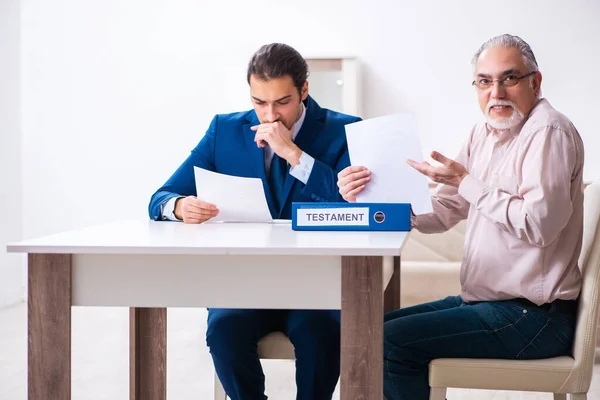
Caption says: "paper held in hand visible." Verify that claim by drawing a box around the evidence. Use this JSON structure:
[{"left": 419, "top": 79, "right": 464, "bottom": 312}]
[
  {"left": 193, "top": 166, "right": 273, "bottom": 222},
  {"left": 344, "top": 114, "right": 433, "bottom": 215}
]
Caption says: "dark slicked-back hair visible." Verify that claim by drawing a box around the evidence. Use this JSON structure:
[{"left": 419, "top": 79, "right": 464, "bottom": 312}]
[{"left": 247, "top": 43, "right": 309, "bottom": 96}]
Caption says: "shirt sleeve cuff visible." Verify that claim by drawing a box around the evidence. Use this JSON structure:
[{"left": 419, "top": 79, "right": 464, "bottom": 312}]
[
  {"left": 410, "top": 211, "right": 419, "bottom": 228},
  {"left": 457, "top": 174, "right": 487, "bottom": 206},
  {"left": 161, "top": 197, "right": 183, "bottom": 221},
  {"left": 289, "top": 152, "right": 315, "bottom": 185}
]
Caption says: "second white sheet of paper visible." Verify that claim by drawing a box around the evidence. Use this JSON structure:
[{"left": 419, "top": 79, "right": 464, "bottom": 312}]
[{"left": 345, "top": 114, "right": 434, "bottom": 215}]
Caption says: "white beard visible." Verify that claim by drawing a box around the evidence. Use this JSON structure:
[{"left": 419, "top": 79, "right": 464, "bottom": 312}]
[{"left": 485, "top": 100, "right": 525, "bottom": 130}]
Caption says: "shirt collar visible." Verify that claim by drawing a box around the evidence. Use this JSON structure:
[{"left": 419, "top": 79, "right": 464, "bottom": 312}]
[{"left": 292, "top": 102, "right": 307, "bottom": 141}]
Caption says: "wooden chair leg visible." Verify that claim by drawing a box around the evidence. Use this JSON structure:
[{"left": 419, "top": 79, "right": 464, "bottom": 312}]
[{"left": 214, "top": 372, "right": 227, "bottom": 400}]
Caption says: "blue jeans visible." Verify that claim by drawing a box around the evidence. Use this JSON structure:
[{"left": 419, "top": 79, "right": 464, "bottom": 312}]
[
  {"left": 206, "top": 309, "right": 340, "bottom": 400},
  {"left": 383, "top": 296, "right": 577, "bottom": 400}
]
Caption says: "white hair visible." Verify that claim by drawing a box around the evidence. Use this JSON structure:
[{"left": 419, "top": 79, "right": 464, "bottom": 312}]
[
  {"left": 472, "top": 34, "right": 539, "bottom": 72},
  {"left": 485, "top": 99, "right": 525, "bottom": 130}
]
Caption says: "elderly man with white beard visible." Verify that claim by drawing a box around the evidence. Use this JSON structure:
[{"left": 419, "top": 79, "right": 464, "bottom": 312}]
[{"left": 337, "top": 34, "right": 585, "bottom": 400}]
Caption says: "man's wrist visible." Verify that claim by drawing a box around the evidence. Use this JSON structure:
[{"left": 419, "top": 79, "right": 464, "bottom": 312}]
[
  {"left": 409, "top": 209, "right": 419, "bottom": 229},
  {"left": 285, "top": 145, "right": 303, "bottom": 167},
  {"left": 456, "top": 172, "right": 469, "bottom": 188},
  {"left": 174, "top": 197, "right": 183, "bottom": 220}
]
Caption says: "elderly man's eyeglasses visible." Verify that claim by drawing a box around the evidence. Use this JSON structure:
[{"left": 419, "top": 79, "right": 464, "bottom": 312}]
[{"left": 472, "top": 71, "right": 537, "bottom": 90}]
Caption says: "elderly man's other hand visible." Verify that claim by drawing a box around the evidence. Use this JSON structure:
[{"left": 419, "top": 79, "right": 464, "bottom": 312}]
[{"left": 407, "top": 151, "right": 468, "bottom": 188}]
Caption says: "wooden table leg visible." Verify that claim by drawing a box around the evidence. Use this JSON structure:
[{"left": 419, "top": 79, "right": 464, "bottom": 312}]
[
  {"left": 28, "top": 254, "right": 72, "bottom": 400},
  {"left": 341, "top": 255, "right": 384, "bottom": 399},
  {"left": 384, "top": 256, "right": 401, "bottom": 313},
  {"left": 130, "top": 307, "right": 167, "bottom": 400}
]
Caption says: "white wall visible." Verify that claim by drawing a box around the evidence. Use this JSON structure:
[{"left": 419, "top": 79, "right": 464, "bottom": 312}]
[
  {"left": 19, "top": 0, "right": 600, "bottom": 240},
  {"left": 0, "top": 0, "right": 24, "bottom": 307}
]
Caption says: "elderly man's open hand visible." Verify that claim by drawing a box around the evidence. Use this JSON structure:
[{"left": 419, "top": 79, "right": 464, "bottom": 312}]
[{"left": 407, "top": 151, "right": 468, "bottom": 188}]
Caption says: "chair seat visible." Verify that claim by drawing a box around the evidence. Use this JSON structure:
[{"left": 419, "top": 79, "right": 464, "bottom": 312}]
[
  {"left": 252, "top": 257, "right": 395, "bottom": 362},
  {"left": 429, "top": 356, "right": 574, "bottom": 393},
  {"left": 257, "top": 331, "right": 295, "bottom": 360}
]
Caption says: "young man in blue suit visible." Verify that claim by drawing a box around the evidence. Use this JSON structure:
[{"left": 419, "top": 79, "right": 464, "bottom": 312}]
[{"left": 148, "top": 43, "right": 360, "bottom": 400}]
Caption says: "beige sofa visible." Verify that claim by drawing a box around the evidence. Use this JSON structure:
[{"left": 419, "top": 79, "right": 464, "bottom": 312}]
[{"left": 400, "top": 220, "right": 465, "bottom": 308}]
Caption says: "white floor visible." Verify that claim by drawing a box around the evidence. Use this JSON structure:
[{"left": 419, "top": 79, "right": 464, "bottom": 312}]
[{"left": 2, "top": 302, "right": 600, "bottom": 399}]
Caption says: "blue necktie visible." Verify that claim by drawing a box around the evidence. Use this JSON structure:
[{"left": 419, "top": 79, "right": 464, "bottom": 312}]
[{"left": 268, "top": 154, "right": 288, "bottom": 211}]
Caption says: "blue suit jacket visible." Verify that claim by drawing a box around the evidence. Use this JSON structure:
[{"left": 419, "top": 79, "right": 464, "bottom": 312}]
[{"left": 148, "top": 96, "right": 361, "bottom": 220}]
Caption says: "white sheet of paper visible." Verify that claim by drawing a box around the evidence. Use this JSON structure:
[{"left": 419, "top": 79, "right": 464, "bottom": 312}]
[
  {"left": 345, "top": 114, "right": 433, "bottom": 215},
  {"left": 193, "top": 167, "right": 273, "bottom": 222}
]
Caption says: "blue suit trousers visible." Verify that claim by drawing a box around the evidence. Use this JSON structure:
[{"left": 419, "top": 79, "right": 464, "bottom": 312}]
[{"left": 207, "top": 308, "right": 340, "bottom": 400}]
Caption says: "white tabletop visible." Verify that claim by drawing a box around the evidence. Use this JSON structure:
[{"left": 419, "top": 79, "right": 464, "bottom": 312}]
[{"left": 6, "top": 220, "right": 409, "bottom": 256}]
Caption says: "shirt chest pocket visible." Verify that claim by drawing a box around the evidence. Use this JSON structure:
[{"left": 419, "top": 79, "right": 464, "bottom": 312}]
[{"left": 490, "top": 173, "right": 519, "bottom": 194}]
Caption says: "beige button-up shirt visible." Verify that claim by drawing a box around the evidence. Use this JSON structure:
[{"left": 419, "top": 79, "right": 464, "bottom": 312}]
[{"left": 416, "top": 99, "right": 585, "bottom": 305}]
